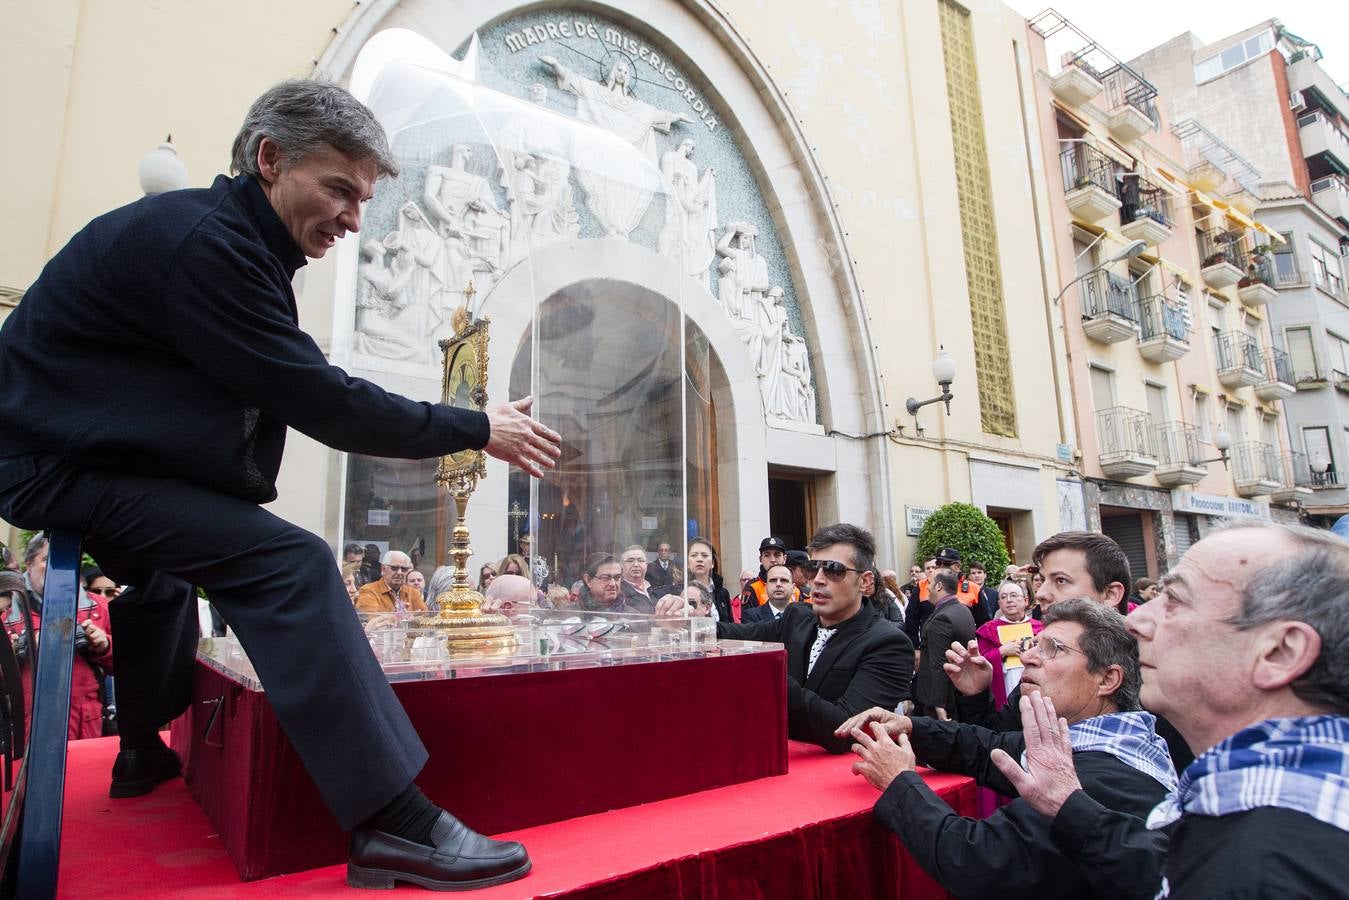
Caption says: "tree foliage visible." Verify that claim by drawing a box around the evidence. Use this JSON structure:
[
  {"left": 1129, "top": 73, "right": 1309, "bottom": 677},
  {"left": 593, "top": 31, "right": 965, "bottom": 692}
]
[{"left": 915, "top": 502, "right": 1011, "bottom": 575}]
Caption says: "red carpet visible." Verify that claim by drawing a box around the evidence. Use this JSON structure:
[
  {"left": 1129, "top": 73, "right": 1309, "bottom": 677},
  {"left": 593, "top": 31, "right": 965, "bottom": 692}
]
[{"left": 58, "top": 736, "right": 974, "bottom": 898}]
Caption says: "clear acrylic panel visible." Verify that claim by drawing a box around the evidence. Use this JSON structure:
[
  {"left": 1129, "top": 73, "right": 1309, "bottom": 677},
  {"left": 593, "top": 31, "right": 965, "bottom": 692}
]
[{"left": 352, "top": 32, "right": 715, "bottom": 623}]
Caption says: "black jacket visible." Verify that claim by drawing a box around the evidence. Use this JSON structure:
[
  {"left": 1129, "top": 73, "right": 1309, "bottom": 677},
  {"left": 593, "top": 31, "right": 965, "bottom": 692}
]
[
  {"left": 875, "top": 716, "right": 1171, "bottom": 899},
  {"left": 717, "top": 603, "right": 913, "bottom": 753},
  {"left": 914, "top": 598, "right": 977, "bottom": 713},
  {"left": 0, "top": 175, "right": 488, "bottom": 502},
  {"left": 1050, "top": 789, "right": 1349, "bottom": 899},
  {"left": 741, "top": 601, "right": 786, "bottom": 623},
  {"left": 956, "top": 684, "right": 1195, "bottom": 773}
]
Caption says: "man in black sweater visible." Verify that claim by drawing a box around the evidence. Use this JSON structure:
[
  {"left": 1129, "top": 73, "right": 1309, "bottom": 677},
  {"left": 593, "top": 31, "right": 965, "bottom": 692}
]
[
  {"left": 0, "top": 80, "right": 560, "bottom": 891},
  {"left": 842, "top": 599, "right": 1175, "bottom": 899},
  {"left": 994, "top": 522, "right": 1349, "bottom": 899}
]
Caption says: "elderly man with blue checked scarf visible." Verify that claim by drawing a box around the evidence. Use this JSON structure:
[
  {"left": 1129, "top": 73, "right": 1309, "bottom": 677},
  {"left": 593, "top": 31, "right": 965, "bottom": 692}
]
[
  {"left": 840, "top": 598, "right": 1176, "bottom": 899},
  {"left": 997, "top": 520, "right": 1349, "bottom": 899}
]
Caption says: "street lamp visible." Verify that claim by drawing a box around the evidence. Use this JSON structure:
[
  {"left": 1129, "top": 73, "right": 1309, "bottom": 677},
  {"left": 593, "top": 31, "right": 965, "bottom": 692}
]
[
  {"left": 1195, "top": 429, "right": 1233, "bottom": 468},
  {"left": 1052, "top": 238, "right": 1148, "bottom": 305},
  {"left": 906, "top": 348, "right": 957, "bottom": 419},
  {"left": 1311, "top": 454, "right": 1332, "bottom": 486},
  {"left": 138, "top": 135, "right": 189, "bottom": 195}
]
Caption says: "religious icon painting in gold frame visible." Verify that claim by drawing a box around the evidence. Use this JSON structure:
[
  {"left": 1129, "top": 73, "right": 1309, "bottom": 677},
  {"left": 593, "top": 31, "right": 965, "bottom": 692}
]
[{"left": 435, "top": 317, "right": 490, "bottom": 487}]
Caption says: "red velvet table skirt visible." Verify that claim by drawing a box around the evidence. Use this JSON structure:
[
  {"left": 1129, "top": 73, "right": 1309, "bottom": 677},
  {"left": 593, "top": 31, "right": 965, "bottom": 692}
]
[{"left": 170, "top": 650, "right": 788, "bottom": 880}]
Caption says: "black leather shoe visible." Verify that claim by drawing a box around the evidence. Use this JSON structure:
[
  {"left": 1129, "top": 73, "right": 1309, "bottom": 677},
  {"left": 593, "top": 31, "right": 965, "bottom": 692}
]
[
  {"left": 347, "top": 811, "right": 531, "bottom": 891},
  {"left": 109, "top": 741, "right": 182, "bottom": 798}
]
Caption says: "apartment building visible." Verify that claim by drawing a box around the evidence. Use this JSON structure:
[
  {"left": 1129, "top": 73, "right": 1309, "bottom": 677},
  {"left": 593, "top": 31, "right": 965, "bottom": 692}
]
[
  {"left": 1133, "top": 20, "right": 1349, "bottom": 526},
  {"left": 1027, "top": 11, "right": 1299, "bottom": 579}
]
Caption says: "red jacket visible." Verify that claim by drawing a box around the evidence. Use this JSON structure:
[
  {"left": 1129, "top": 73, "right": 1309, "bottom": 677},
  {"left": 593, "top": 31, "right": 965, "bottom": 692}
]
[{"left": 7, "top": 591, "right": 114, "bottom": 740}]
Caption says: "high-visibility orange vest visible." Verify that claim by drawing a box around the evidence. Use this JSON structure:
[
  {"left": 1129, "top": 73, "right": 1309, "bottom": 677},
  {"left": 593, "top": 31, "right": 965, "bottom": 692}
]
[
  {"left": 919, "top": 577, "right": 979, "bottom": 606},
  {"left": 748, "top": 579, "right": 801, "bottom": 607}
]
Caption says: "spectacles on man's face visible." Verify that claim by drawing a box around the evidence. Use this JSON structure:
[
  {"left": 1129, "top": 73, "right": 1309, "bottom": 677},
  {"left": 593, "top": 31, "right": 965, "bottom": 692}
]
[
  {"left": 385, "top": 565, "right": 412, "bottom": 572},
  {"left": 589, "top": 573, "right": 621, "bottom": 583},
  {"left": 87, "top": 586, "right": 120, "bottom": 597},
  {"left": 1018, "top": 634, "right": 1080, "bottom": 660},
  {"left": 801, "top": 559, "right": 863, "bottom": 580}
]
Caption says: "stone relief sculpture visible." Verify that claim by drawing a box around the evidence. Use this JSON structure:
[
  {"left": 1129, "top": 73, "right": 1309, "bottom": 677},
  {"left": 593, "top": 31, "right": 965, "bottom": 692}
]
[
  {"left": 354, "top": 206, "right": 439, "bottom": 363},
  {"left": 715, "top": 222, "right": 769, "bottom": 321},
  {"left": 539, "top": 55, "right": 693, "bottom": 239},
  {"left": 498, "top": 83, "right": 579, "bottom": 263},
  {"left": 657, "top": 139, "right": 717, "bottom": 287},
  {"left": 424, "top": 145, "right": 510, "bottom": 294},
  {"left": 780, "top": 334, "right": 817, "bottom": 423}
]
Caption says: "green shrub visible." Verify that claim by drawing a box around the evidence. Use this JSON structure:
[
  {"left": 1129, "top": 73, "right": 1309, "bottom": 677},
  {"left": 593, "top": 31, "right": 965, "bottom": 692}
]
[{"left": 916, "top": 502, "right": 1011, "bottom": 575}]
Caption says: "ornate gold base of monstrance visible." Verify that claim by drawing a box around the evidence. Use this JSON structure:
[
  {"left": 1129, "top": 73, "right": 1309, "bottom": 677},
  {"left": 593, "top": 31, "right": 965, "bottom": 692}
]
[{"left": 410, "top": 302, "right": 517, "bottom": 657}]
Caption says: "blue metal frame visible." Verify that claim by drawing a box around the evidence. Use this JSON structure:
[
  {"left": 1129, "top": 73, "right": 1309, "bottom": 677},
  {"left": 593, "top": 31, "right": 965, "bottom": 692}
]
[{"left": 13, "top": 530, "right": 82, "bottom": 899}]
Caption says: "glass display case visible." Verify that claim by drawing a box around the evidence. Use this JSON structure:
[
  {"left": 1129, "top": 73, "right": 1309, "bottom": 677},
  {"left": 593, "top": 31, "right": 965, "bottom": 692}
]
[
  {"left": 335, "top": 29, "right": 745, "bottom": 594},
  {"left": 198, "top": 611, "right": 778, "bottom": 692}
]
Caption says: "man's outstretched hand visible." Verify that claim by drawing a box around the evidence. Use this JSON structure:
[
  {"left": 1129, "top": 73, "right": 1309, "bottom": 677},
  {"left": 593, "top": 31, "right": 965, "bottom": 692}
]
[
  {"left": 483, "top": 396, "right": 562, "bottom": 478},
  {"left": 989, "top": 690, "right": 1082, "bottom": 818},
  {"left": 944, "top": 639, "right": 993, "bottom": 696}
]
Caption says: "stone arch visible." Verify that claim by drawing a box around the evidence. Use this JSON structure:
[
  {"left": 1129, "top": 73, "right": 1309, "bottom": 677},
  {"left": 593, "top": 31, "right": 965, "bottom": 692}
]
[{"left": 310, "top": 0, "right": 895, "bottom": 559}]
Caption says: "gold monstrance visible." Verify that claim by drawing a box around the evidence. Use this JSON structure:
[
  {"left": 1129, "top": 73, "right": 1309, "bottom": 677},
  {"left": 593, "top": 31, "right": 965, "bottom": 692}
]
[{"left": 411, "top": 282, "right": 517, "bottom": 655}]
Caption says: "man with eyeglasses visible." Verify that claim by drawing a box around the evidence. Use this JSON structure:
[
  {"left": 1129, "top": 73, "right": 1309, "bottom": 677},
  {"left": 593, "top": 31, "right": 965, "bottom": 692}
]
[
  {"left": 988, "top": 521, "right": 1349, "bottom": 899},
  {"left": 838, "top": 599, "right": 1175, "bottom": 899},
  {"left": 579, "top": 553, "right": 624, "bottom": 612},
  {"left": 658, "top": 523, "right": 912, "bottom": 753},
  {"left": 353, "top": 550, "right": 427, "bottom": 614}
]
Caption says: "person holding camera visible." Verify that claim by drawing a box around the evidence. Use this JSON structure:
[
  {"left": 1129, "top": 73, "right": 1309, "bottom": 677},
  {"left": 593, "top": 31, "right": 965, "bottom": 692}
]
[{"left": 4, "top": 542, "right": 115, "bottom": 740}]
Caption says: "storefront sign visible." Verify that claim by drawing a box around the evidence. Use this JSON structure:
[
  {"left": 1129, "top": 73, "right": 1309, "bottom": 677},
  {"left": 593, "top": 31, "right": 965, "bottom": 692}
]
[
  {"left": 905, "top": 505, "right": 938, "bottom": 536},
  {"left": 1170, "top": 491, "right": 1270, "bottom": 519}
]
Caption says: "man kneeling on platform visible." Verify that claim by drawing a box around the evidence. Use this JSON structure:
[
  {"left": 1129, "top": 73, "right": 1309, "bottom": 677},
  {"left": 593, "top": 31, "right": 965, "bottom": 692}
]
[
  {"left": 658, "top": 523, "right": 913, "bottom": 753},
  {"left": 838, "top": 600, "right": 1176, "bottom": 899}
]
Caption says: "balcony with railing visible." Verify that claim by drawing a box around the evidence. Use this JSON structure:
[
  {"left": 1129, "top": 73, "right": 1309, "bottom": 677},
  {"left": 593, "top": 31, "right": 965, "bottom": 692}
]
[
  {"left": 1214, "top": 331, "right": 1264, "bottom": 389},
  {"left": 1254, "top": 347, "right": 1296, "bottom": 401},
  {"left": 1298, "top": 110, "right": 1349, "bottom": 176},
  {"left": 1060, "top": 144, "right": 1122, "bottom": 223},
  {"left": 1312, "top": 259, "right": 1348, "bottom": 302},
  {"left": 1311, "top": 468, "right": 1345, "bottom": 490},
  {"left": 1096, "top": 406, "right": 1157, "bottom": 478},
  {"left": 1231, "top": 441, "right": 1282, "bottom": 497},
  {"left": 1152, "top": 420, "right": 1206, "bottom": 486},
  {"left": 1117, "top": 173, "right": 1173, "bottom": 245},
  {"left": 1136, "top": 294, "right": 1189, "bottom": 362},
  {"left": 1197, "top": 229, "right": 1247, "bottom": 290},
  {"left": 1079, "top": 270, "right": 1138, "bottom": 344},
  {"left": 1310, "top": 174, "right": 1349, "bottom": 227},
  {"left": 1101, "top": 65, "right": 1159, "bottom": 143},
  {"left": 1271, "top": 452, "right": 1315, "bottom": 503},
  {"left": 1238, "top": 256, "right": 1278, "bottom": 307},
  {"left": 1173, "top": 119, "right": 1262, "bottom": 198}
]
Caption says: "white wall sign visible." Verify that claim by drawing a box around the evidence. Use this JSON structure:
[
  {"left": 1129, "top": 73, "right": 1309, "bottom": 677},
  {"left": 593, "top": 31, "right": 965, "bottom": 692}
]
[
  {"left": 367, "top": 509, "right": 391, "bottom": 526},
  {"left": 1170, "top": 490, "right": 1270, "bottom": 519},
  {"left": 905, "top": 505, "right": 938, "bottom": 537}
]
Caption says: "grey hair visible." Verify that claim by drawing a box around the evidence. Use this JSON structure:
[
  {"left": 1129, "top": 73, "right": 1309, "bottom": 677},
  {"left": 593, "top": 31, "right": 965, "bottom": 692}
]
[
  {"left": 996, "top": 579, "right": 1026, "bottom": 597},
  {"left": 1042, "top": 599, "right": 1142, "bottom": 712},
  {"left": 379, "top": 550, "right": 410, "bottom": 566},
  {"left": 24, "top": 535, "right": 48, "bottom": 568},
  {"left": 1214, "top": 520, "right": 1349, "bottom": 714},
  {"left": 425, "top": 565, "right": 456, "bottom": 602},
  {"left": 230, "top": 80, "right": 398, "bottom": 180},
  {"left": 682, "top": 582, "right": 709, "bottom": 604}
]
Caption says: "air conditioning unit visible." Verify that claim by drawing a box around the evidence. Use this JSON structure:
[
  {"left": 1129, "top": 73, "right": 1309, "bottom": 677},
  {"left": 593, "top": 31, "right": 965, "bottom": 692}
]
[{"left": 1289, "top": 90, "right": 1307, "bottom": 113}]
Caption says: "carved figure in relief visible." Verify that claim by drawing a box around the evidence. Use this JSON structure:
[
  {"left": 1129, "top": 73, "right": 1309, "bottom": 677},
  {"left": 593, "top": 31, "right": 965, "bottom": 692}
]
[
  {"left": 353, "top": 224, "right": 426, "bottom": 362},
  {"left": 715, "top": 222, "right": 769, "bottom": 321},
  {"left": 657, "top": 139, "right": 717, "bottom": 286},
  {"left": 754, "top": 286, "right": 791, "bottom": 413},
  {"left": 499, "top": 83, "right": 578, "bottom": 262},
  {"left": 423, "top": 145, "right": 509, "bottom": 286},
  {"left": 539, "top": 55, "right": 693, "bottom": 238},
  {"left": 780, "top": 333, "right": 817, "bottom": 423}
]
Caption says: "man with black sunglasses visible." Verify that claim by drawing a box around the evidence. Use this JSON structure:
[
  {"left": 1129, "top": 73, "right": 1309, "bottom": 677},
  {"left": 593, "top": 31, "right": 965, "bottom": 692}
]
[{"left": 660, "top": 523, "right": 912, "bottom": 752}]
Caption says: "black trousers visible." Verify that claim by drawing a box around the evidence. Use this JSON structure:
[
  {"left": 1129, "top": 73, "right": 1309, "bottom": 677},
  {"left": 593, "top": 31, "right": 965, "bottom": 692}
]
[{"left": 0, "top": 453, "right": 426, "bottom": 829}]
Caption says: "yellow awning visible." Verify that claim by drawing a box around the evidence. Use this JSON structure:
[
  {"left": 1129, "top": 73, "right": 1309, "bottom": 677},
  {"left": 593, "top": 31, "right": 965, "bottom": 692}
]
[
  {"left": 1226, "top": 208, "right": 1258, "bottom": 230},
  {"left": 1191, "top": 189, "right": 1218, "bottom": 209},
  {"left": 1254, "top": 222, "right": 1288, "bottom": 243}
]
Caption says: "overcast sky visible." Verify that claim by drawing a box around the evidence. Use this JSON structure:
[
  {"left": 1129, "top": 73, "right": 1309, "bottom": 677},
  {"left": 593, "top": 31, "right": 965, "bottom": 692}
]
[{"left": 1003, "top": 1, "right": 1348, "bottom": 88}]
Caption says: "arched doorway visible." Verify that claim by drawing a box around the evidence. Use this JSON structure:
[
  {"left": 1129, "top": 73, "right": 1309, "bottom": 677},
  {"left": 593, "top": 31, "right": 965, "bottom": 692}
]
[{"left": 506, "top": 280, "right": 719, "bottom": 588}]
